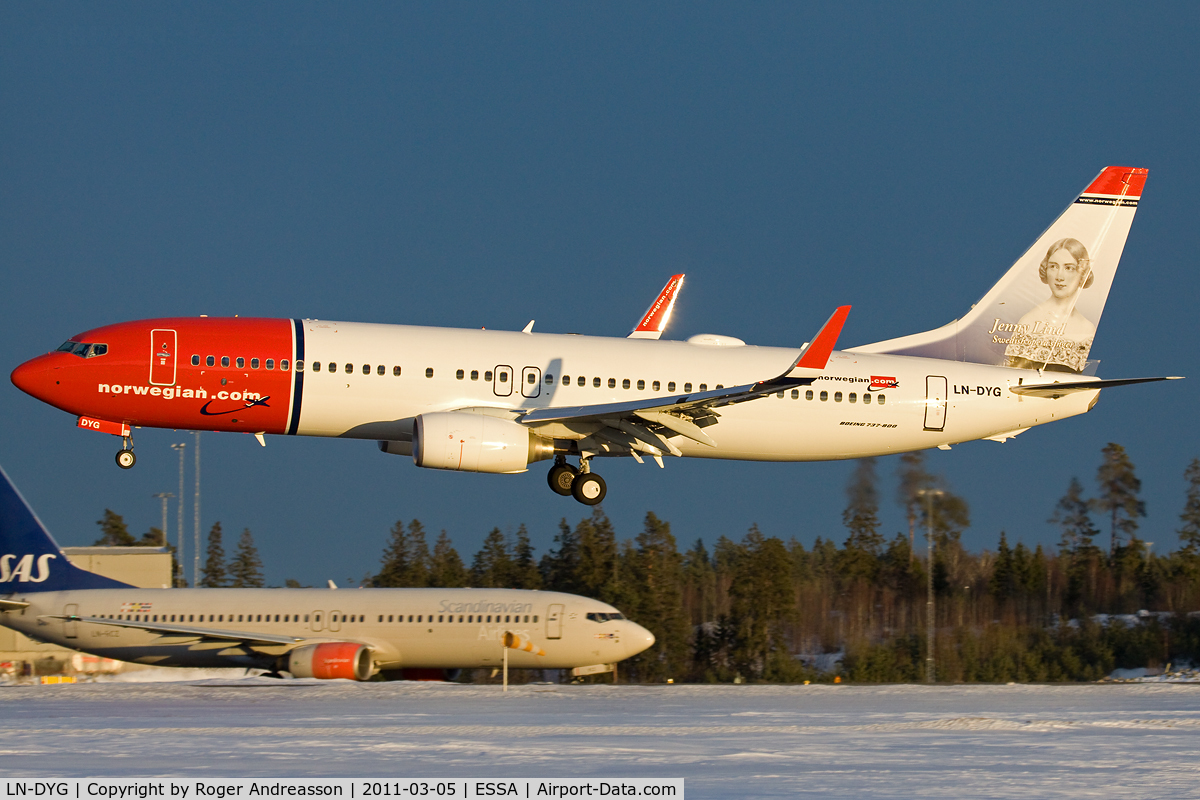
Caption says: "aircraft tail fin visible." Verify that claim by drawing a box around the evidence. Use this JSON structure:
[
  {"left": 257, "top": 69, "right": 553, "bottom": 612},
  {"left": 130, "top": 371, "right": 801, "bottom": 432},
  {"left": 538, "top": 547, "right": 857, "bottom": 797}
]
[
  {"left": 0, "top": 465, "right": 132, "bottom": 592},
  {"left": 852, "top": 167, "right": 1148, "bottom": 373}
]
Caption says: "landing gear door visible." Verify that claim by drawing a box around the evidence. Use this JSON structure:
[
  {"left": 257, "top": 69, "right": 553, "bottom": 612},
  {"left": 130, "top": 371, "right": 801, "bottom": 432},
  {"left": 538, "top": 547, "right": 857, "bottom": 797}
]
[
  {"left": 546, "top": 604, "right": 564, "bottom": 639},
  {"left": 924, "top": 375, "right": 948, "bottom": 431},
  {"left": 493, "top": 365, "right": 513, "bottom": 397},
  {"left": 521, "top": 367, "right": 541, "bottom": 398},
  {"left": 149, "top": 329, "right": 177, "bottom": 386}
]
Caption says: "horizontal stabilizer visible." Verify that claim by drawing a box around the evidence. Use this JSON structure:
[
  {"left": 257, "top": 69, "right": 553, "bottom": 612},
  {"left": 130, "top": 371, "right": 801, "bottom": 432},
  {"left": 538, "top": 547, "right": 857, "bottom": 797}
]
[
  {"left": 1009, "top": 376, "right": 1182, "bottom": 399},
  {"left": 0, "top": 599, "right": 31, "bottom": 611}
]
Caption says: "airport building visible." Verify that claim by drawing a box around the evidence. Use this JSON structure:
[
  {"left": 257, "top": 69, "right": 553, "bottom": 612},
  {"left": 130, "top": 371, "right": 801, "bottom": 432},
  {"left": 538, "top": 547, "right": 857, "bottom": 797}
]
[{"left": 0, "top": 546, "right": 173, "bottom": 680}]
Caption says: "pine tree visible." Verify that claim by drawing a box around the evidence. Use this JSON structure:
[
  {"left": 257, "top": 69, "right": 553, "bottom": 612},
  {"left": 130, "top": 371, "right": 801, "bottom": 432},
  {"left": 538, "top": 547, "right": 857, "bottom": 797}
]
[
  {"left": 403, "top": 520, "right": 431, "bottom": 587},
  {"left": 139, "top": 527, "right": 165, "bottom": 547},
  {"left": 576, "top": 509, "right": 618, "bottom": 598},
  {"left": 626, "top": 512, "right": 689, "bottom": 682},
  {"left": 1052, "top": 478, "right": 1099, "bottom": 554},
  {"left": 200, "top": 522, "right": 227, "bottom": 587},
  {"left": 94, "top": 509, "right": 136, "bottom": 546},
  {"left": 429, "top": 531, "right": 468, "bottom": 588},
  {"left": 1178, "top": 458, "right": 1200, "bottom": 555},
  {"left": 990, "top": 532, "right": 1015, "bottom": 603},
  {"left": 511, "top": 525, "right": 542, "bottom": 589},
  {"left": 1093, "top": 442, "right": 1146, "bottom": 554},
  {"left": 471, "top": 528, "right": 514, "bottom": 588},
  {"left": 539, "top": 519, "right": 581, "bottom": 593},
  {"left": 229, "top": 528, "right": 264, "bottom": 588},
  {"left": 897, "top": 452, "right": 934, "bottom": 554},
  {"left": 841, "top": 458, "right": 884, "bottom": 582},
  {"left": 374, "top": 520, "right": 430, "bottom": 587},
  {"left": 728, "top": 525, "right": 796, "bottom": 680},
  {"left": 374, "top": 520, "right": 411, "bottom": 587}
]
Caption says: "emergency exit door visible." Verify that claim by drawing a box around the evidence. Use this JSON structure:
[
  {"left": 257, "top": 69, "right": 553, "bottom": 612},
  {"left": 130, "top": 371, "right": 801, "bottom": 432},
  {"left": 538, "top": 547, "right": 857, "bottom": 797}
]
[
  {"left": 924, "top": 376, "right": 948, "bottom": 431},
  {"left": 149, "top": 329, "right": 177, "bottom": 386},
  {"left": 63, "top": 603, "right": 78, "bottom": 639},
  {"left": 546, "top": 604, "right": 564, "bottom": 639}
]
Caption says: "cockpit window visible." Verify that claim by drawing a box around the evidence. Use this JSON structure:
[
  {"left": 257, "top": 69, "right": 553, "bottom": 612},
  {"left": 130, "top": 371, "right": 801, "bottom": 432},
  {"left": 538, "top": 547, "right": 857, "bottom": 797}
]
[
  {"left": 59, "top": 342, "right": 108, "bottom": 358},
  {"left": 586, "top": 612, "right": 625, "bottom": 622}
]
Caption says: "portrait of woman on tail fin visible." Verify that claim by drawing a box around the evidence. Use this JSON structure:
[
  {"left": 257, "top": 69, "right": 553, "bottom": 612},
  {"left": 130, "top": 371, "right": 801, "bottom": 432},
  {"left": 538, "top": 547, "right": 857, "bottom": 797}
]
[{"left": 1004, "top": 237, "right": 1096, "bottom": 372}]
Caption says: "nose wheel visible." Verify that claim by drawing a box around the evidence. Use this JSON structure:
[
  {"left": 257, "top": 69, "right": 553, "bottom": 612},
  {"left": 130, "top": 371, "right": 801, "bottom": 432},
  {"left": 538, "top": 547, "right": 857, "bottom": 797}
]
[
  {"left": 116, "top": 436, "right": 136, "bottom": 469},
  {"left": 546, "top": 457, "right": 606, "bottom": 505}
]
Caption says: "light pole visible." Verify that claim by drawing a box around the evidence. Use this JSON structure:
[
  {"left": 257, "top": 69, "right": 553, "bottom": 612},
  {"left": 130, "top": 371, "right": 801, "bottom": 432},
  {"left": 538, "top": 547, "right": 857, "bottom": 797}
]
[
  {"left": 193, "top": 431, "right": 201, "bottom": 588},
  {"left": 170, "top": 443, "right": 186, "bottom": 584},
  {"left": 152, "top": 493, "right": 173, "bottom": 547},
  {"left": 918, "top": 488, "right": 944, "bottom": 684}
]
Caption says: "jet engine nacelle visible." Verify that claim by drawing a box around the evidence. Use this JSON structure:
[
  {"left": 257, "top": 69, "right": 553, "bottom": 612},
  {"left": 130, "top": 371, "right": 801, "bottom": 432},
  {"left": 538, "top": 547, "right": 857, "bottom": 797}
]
[
  {"left": 413, "top": 412, "right": 554, "bottom": 474},
  {"left": 286, "top": 642, "right": 372, "bottom": 681}
]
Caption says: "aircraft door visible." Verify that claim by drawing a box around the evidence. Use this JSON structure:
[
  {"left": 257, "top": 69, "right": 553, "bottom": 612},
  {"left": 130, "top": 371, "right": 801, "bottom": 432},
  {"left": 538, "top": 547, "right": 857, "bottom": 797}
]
[
  {"left": 310, "top": 611, "right": 325, "bottom": 632},
  {"left": 521, "top": 367, "right": 541, "bottom": 398},
  {"left": 330, "top": 610, "right": 342, "bottom": 632},
  {"left": 546, "top": 604, "right": 564, "bottom": 639},
  {"left": 149, "top": 329, "right": 177, "bottom": 386},
  {"left": 63, "top": 603, "right": 78, "bottom": 639},
  {"left": 493, "top": 366, "right": 513, "bottom": 397},
  {"left": 924, "top": 376, "right": 948, "bottom": 431}
]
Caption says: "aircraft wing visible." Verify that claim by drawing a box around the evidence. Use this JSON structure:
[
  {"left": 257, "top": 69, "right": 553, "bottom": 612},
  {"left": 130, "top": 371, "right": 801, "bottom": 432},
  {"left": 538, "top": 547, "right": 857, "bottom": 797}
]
[
  {"left": 523, "top": 306, "right": 850, "bottom": 455},
  {"left": 628, "top": 275, "right": 685, "bottom": 339},
  {"left": 43, "top": 614, "right": 304, "bottom": 646},
  {"left": 1009, "top": 376, "right": 1182, "bottom": 399}
]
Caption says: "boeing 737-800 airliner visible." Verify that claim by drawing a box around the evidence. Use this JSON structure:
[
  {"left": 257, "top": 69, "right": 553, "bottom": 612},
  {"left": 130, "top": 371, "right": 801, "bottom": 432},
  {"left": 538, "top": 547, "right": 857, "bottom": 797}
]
[
  {"left": 0, "top": 466, "right": 654, "bottom": 679},
  {"left": 10, "top": 167, "right": 1177, "bottom": 504}
]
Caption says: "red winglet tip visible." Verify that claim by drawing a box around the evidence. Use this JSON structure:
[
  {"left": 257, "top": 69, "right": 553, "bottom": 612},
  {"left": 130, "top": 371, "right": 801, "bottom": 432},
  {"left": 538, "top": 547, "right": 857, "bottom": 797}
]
[
  {"left": 634, "top": 274, "right": 685, "bottom": 332},
  {"left": 1083, "top": 166, "right": 1148, "bottom": 197},
  {"left": 795, "top": 305, "right": 851, "bottom": 370}
]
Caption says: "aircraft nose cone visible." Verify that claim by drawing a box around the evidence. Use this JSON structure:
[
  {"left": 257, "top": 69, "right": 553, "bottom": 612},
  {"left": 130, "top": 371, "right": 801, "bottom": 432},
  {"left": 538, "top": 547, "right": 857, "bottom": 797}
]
[
  {"left": 628, "top": 623, "right": 655, "bottom": 656},
  {"left": 11, "top": 358, "right": 45, "bottom": 397}
]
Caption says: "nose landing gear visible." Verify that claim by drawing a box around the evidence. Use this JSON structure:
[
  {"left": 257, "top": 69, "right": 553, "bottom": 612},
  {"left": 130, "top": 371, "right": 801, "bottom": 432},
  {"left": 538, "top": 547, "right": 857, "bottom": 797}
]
[
  {"left": 546, "top": 456, "right": 606, "bottom": 505},
  {"left": 116, "top": 435, "right": 136, "bottom": 469}
]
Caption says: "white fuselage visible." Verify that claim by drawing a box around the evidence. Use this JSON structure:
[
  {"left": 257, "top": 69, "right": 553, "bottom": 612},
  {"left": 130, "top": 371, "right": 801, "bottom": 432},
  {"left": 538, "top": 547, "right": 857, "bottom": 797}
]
[
  {"left": 1, "top": 587, "right": 653, "bottom": 671},
  {"left": 295, "top": 322, "right": 1096, "bottom": 460}
]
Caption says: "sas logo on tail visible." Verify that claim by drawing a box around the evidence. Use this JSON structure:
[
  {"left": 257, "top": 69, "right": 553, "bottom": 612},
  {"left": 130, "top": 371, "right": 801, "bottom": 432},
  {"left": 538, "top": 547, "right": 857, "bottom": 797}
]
[
  {"left": 0, "top": 554, "right": 55, "bottom": 583},
  {"left": 870, "top": 376, "right": 899, "bottom": 391}
]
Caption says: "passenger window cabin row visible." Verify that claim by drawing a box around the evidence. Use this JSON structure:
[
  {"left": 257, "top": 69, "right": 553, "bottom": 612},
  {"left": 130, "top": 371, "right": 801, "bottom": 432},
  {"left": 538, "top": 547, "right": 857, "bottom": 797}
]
[
  {"left": 187, "top": 354, "right": 888, "bottom": 405},
  {"left": 192, "top": 355, "right": 290, "bottom": 371},
  {"left": 93, "top": 612, "right": 538, "bottom": 625}
]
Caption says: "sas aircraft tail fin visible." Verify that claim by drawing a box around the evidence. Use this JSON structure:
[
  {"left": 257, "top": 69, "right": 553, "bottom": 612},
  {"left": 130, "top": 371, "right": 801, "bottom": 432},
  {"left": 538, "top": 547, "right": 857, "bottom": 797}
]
[
  {"left": 0, "top": 465, "right": 132, "bottom": 592},
  {"left": 852, "top": 167, "right": 1147, "bottom": 374}
]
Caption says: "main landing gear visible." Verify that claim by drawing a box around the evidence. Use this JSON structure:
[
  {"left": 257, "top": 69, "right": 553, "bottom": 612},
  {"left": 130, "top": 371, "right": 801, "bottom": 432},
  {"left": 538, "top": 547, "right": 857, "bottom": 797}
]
[
  {"left": 115, "top": 435, "right": 136, "bottom": 470},
  {"left": 547, "top": 456, "right": 607, "bottom": 505}
]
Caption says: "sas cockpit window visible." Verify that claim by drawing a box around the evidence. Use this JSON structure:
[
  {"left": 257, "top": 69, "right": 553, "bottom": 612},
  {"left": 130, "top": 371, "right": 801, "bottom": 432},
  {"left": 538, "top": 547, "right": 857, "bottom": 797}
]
[
  {"left": 57, "top": 341, "right": 108, "bottom": 358},
  {"left": 586, "top": 612, "right": 625, "bottom": 622}
]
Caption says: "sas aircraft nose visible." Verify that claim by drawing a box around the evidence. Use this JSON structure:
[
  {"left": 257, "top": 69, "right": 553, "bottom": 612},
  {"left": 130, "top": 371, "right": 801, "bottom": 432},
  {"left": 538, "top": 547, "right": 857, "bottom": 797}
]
[{"left": 627, "top": 622, "right": 656, "bottom": 657}]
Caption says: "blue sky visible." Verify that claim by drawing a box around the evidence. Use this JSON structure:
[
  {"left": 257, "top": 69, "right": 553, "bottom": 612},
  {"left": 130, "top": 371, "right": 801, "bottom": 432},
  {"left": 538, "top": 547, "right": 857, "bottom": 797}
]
[{"left": 2, "top": 3, "right": 1199, "bottom": 586}]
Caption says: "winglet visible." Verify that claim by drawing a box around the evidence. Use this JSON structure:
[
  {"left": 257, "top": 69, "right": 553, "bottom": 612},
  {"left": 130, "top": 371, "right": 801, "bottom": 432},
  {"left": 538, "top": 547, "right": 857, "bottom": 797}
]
[
  {"left": 792, "top": 306, "right": 851, "bottom": 371},
  {"left": 628, "top": 274, "right": 685, "bottom": 339}
]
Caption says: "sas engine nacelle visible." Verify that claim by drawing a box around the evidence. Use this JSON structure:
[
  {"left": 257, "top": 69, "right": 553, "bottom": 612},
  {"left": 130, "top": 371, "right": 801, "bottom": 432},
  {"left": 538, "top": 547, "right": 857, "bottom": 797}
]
[
  {"left": 286, "top": 642, "right": 372, "bottom": 681},
  {"left": 413, "top": 412, "right": 554, "bottom": 474}
]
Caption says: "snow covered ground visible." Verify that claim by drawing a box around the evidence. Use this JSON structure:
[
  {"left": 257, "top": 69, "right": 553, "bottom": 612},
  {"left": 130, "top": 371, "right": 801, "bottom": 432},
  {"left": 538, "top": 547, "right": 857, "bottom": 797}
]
[{"left": 2, "top": 676, "right": 1199, "bottom": 799}]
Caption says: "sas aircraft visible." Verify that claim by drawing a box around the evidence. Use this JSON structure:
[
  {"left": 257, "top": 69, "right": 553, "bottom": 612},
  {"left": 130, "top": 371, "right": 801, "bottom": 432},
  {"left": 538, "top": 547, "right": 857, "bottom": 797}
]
[
  {"left": 0, "top": 466, "right": 654, "bottom": 679},
  {"left": 10, "top": 167, "right": 1177, "bottom": 505}
]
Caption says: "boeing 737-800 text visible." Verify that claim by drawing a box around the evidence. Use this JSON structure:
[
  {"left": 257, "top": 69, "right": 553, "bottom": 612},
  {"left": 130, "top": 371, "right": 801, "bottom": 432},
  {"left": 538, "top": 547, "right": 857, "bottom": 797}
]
[
  {"left": 0, "top": 466, "right": 654, "bottom": 679},
  {"left": 10, "top": 167, "right": 1177, "bottom": 504}
]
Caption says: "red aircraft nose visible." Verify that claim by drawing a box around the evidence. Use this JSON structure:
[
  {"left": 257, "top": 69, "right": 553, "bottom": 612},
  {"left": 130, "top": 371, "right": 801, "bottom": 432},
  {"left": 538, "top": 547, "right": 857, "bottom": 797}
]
[{"left": 11, "top": 355, "right": 55, "bottom": 402}]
